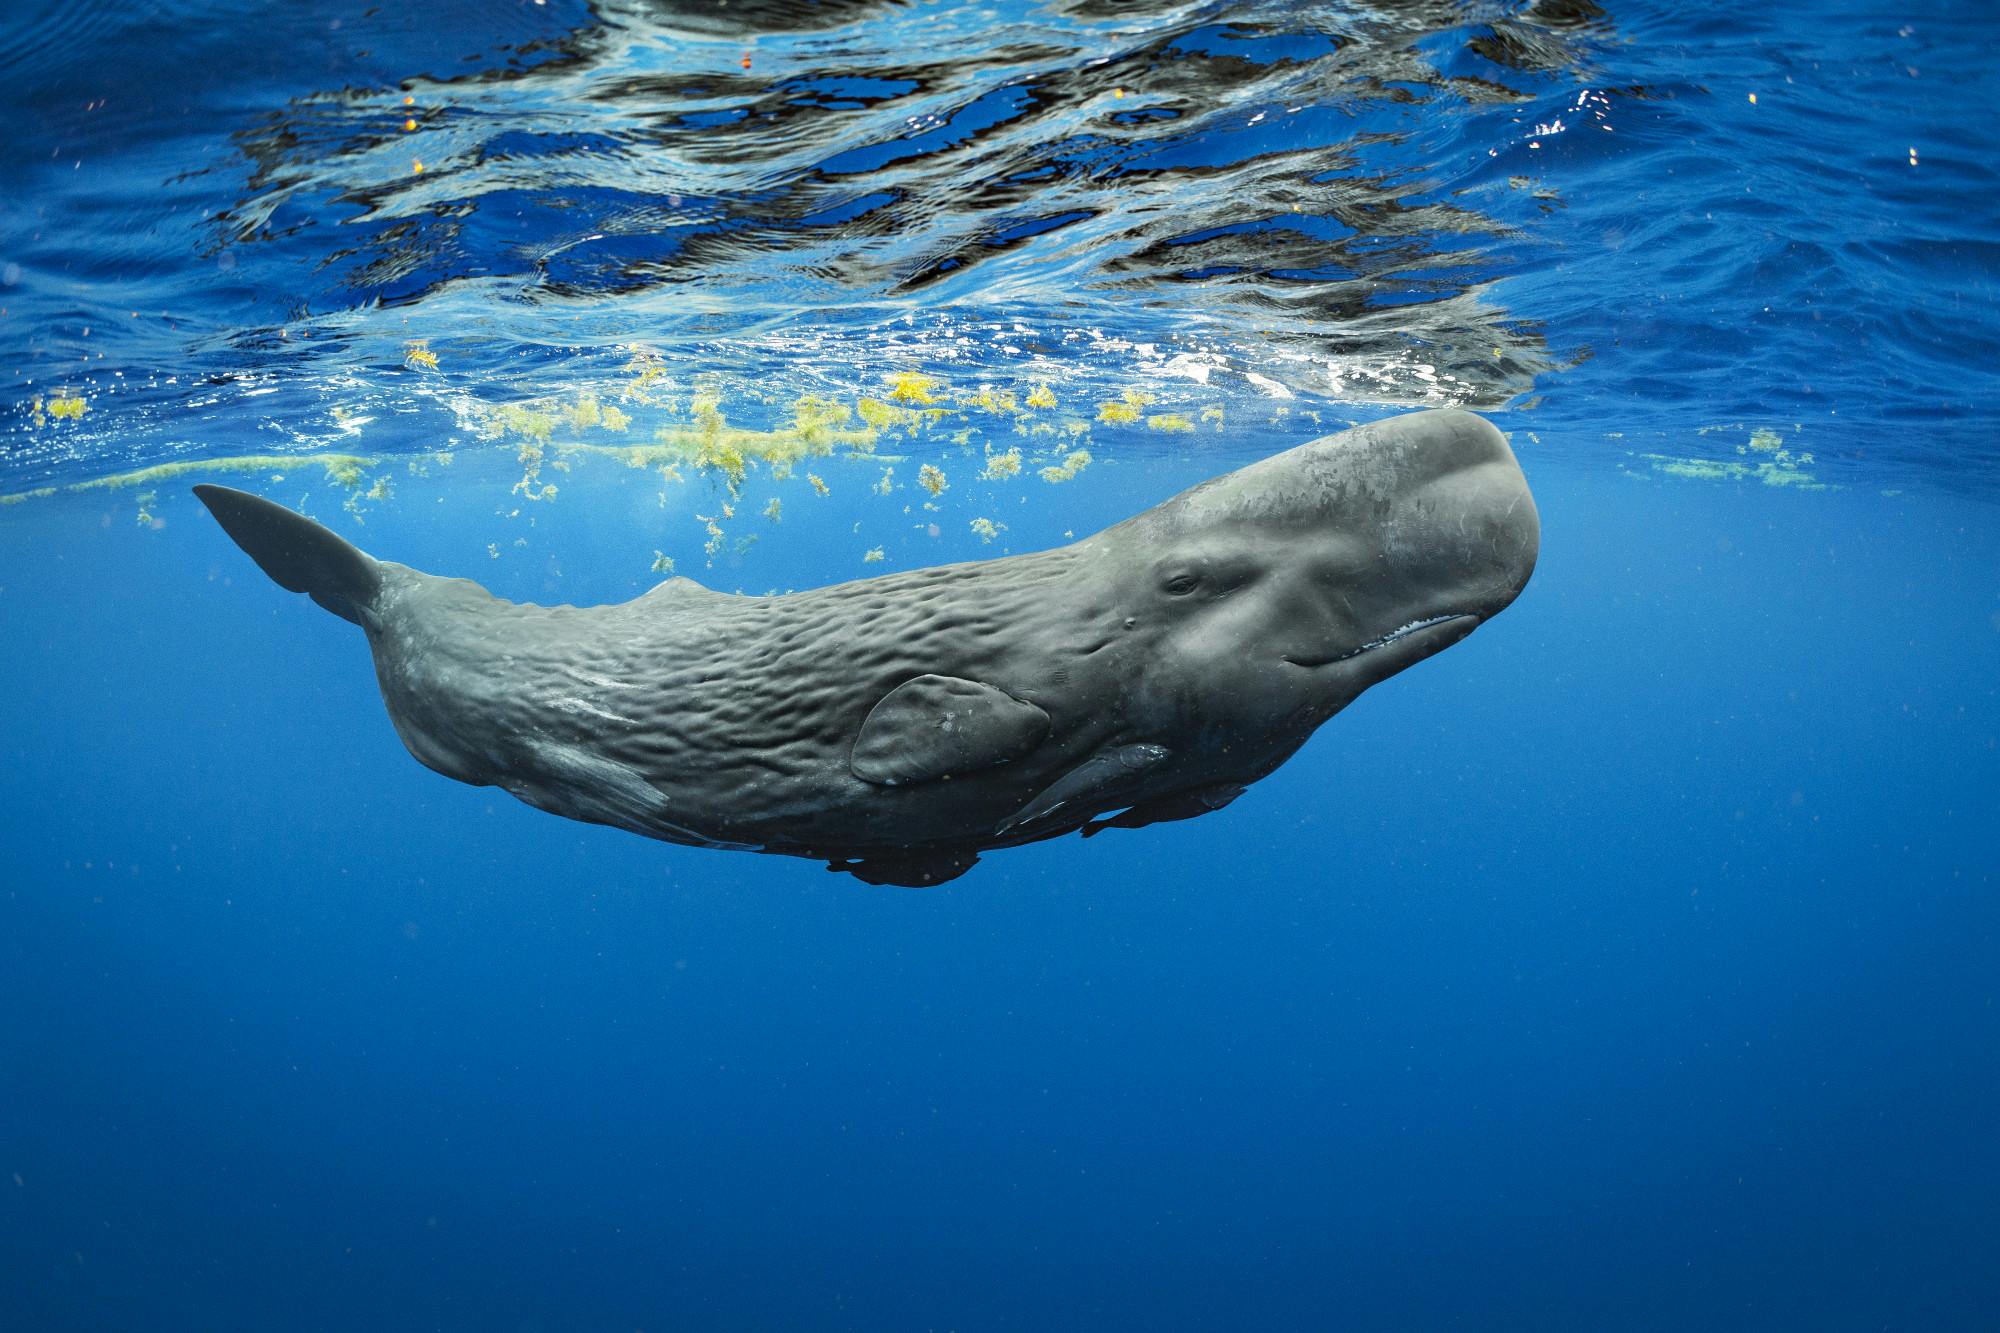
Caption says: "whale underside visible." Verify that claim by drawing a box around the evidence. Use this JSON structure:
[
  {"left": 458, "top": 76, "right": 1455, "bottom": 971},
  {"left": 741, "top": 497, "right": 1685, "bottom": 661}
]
[{"left": 194, "top": 408, "right": 1540, "bottom": 885}]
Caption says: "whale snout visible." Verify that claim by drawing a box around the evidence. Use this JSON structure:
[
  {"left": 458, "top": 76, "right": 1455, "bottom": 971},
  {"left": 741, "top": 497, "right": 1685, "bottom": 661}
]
[{"left": 1365, "top": 411, "right": 1539, "bottom": 624}]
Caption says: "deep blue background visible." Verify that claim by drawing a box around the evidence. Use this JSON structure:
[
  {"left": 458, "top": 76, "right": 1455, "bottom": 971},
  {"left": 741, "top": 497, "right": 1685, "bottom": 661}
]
[{"left": 3, "top": 448, "right": 1996, "bottom": 1331}]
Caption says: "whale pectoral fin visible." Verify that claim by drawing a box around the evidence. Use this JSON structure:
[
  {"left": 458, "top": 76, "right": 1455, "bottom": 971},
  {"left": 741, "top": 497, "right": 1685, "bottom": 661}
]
[
  {"left": 827, "top": 849, "right": 981, "bottom": 888},
  {"left": 850, "top": 674, "right": 1050, "bottom": 787},
  {"left": 1080, "top": 783, "right": 1245, "bottom": 839},
  {"left": 999, "top": 743, "right": 1172, "bottom": 834}
]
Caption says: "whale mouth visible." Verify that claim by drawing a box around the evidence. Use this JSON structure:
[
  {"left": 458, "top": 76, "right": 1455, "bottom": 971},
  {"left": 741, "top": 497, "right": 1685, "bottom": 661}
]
[{"left": 1282, "top": 613, "right": 1478, "bottom": 668}]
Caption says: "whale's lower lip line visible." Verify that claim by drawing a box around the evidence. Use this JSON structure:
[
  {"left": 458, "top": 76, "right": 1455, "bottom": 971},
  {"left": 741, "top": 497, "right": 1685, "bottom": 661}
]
[{"left": 1283, "top": 613, "right": 1477, "bottom": 668}]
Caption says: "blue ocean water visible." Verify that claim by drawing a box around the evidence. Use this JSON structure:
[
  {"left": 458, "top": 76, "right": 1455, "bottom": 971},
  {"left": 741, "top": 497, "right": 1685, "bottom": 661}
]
[{"left": 3, "top": 1, "right": 1996, "bottom": 1329}]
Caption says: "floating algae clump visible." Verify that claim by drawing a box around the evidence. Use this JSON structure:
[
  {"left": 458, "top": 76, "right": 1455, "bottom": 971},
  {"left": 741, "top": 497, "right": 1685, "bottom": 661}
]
[
  {"left": 1148, "top": 413, "right": 1194, "bottom": 433},
  {"left": 492, "top": 404, "right": 558, "bottom": 442},
  {"left": 1039, "top": 449, "right": 1093, "bottom": 484},
  {"left": 1645, "top": 425, "right": 1822, "bottom": 489},
  {"left": 651, "top": 551, "right": 675, "bottom": 575},
  {"left": 688, "top": 434, "right": 749, "bottom": 491},
  {"left": 862, "top": 546, "right": 886, "bottom": 563},
  {"left": 786, "top": 395, "right": 873, "bottom": 454},
  {"left": 970, "top": 517, "right": 1004, "bottom": 543},
  {"left": 325, "top": 457, "right": 370, "bottom": 487},
  {"left": 856, "top": 396, "right": 911, "bottom": 431},
  {"left": 856, "top": 396, "right": 950, "bottom": 437},
  {"left": 918, "top": 463, "right": 948, "bottom": 498},
  {"left": 512, "top": 442, "right": 558, "bottom": 502},
  {"left": 696, "top": 514, "right": 727, "bottom": 563},
  {"left": 404, "top": 341, "right": 439, "bottom": 371},
  {"left": 962, "top": 385, "right": 1017, "bottom": 416},
  {"left": 44, "top": 393, "right": 88, "bottom": 422},
  {"left": 344, "top": 474, "right": 394, "bottom": 521},
  {"left": 980, "top": 447, "right": 1022, "bottom": 481},
  {"left": 1025, "top": 384, "right": 1057, "bottom": 410},
  {"left": 1096, "top": 388, "right": 1154, "bottom": 425},
  {"left": 873, "top": 467, "right": 895, "bottom": 496},
  {"left": 886, "top": 372, "right": 942, "bottom": 406},
  {"left": 623, "top": 348, "right": 671, "bottom": 403},
  {"left": 763, "top": 497, "right": 782, "bottom": 523},
  {"left": 1652, "top": 458, "right": 1740, "bottom": 482},
  {"left": 575, "top": 391, "right": 877, "bottom": 494},
  {"left": 2, "top": 452, "right": 380, "bottom": 505},
  {"left": 807, "top": 473, "right": 830, "bottom": 497}
]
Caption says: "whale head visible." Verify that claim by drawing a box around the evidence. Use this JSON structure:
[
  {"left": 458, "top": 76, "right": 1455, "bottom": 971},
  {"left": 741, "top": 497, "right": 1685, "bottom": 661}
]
[{"left": 1103, "top": 408, "right": 1539, "bottom": 752}]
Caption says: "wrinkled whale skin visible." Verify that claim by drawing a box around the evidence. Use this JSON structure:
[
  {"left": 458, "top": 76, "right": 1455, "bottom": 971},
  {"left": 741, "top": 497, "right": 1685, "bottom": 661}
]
[{"left": 195, "top": 408, "right": 1539, "bottom": 885}]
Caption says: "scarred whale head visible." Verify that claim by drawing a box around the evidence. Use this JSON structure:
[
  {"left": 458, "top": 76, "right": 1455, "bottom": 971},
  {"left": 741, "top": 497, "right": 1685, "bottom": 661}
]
[{"left": 1089, "top": 409, "right": 1538, "bottom": 753}]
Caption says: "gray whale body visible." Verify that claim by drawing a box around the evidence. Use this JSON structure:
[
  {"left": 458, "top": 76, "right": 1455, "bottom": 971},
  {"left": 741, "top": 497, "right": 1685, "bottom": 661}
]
[{"left": 195, "top": 408, "right": 1539, "bottom": 886}]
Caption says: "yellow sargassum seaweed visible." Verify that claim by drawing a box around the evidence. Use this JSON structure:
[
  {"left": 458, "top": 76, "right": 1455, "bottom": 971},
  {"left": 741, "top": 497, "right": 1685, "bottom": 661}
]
[
  {"left": 980, "top": 447, "right": 1023, "bottom": 481},
  {"left": 885, "top": 372, "right": 942, "bottom": 405},
  {"left": 1039, "top": 449, "right": 1093, "bottom": 484},
  {"left": 2, "top": 453, "right": 380, "bottom": 506},
  {"left": 1096, "top": 388, "right": 1154, "bottom": 425}
]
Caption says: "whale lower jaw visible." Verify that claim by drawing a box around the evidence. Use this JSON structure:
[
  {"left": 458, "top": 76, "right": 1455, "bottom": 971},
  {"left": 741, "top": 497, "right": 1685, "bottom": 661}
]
[{"left": 1282, "top": 613, "right": 1479, "bottom": 669}]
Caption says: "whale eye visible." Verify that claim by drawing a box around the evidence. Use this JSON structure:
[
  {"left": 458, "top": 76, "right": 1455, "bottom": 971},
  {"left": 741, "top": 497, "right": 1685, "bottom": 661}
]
[{"left": 1163, "top": 572, "right": 1201, "bottom": 597}]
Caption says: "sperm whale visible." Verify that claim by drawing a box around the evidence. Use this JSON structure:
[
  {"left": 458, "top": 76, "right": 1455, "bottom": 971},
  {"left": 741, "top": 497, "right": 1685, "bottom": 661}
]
[{"left": 195, "top": 408, "right": 1539, "bottom": 885}]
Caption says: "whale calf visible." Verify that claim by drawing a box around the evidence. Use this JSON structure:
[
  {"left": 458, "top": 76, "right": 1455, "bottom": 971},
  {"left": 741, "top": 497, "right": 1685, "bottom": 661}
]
[{"left": 194, "top": 407, "right": 1538, "bottom": 885}]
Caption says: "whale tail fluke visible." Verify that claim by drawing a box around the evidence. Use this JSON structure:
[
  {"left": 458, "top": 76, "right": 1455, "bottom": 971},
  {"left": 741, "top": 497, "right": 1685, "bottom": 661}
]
[{"left": 192, "top": 484, "right": 383, "bottom": 626}]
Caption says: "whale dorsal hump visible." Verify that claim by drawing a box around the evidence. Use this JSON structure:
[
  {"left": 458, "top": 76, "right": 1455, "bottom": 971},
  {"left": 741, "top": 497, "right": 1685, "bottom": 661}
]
[{"left": 851, "top": 674, "right": 1050, "bottom": 787}]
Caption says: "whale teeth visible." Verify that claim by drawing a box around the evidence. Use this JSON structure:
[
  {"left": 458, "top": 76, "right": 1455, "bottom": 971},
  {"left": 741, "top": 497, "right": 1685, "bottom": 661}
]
[
  {"left": 1285, "top": 614, "right": 1474, "bottom": 668},
  {"left": 1352, "top": 614, "right": 1466, "bottom": 656}
]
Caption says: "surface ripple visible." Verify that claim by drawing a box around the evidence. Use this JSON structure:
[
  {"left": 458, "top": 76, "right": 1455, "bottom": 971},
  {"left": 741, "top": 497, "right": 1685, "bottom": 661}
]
[{"left": 1, "top": 0, "right": 1995, "bottom": 494}]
